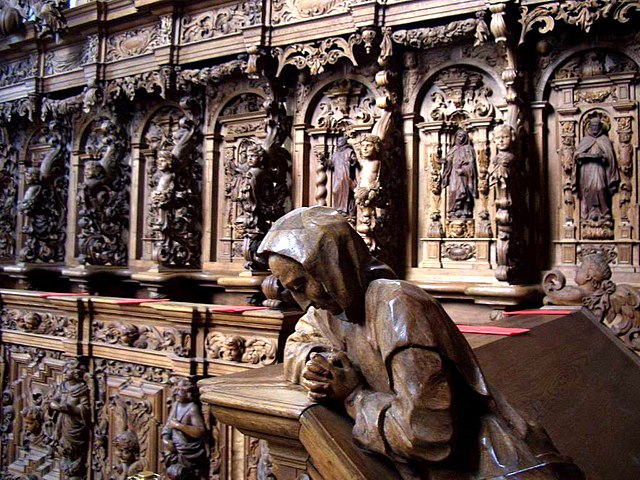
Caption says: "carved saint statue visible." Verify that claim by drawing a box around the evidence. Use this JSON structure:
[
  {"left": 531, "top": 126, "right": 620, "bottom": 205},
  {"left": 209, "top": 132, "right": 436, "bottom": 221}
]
[
  {"left": 162, "top": 378, "right": 208, "bottom": 480},
  {"left": 258, "top": 206, "right": 583, "bottom": 479},
  {"left": 326, "top": 136, "right": 357, "bottom": 218},
  {"left": 442, "top": 129, "right": 478, "bottom": 219},
  {"left": 572, "top": 117, "right": 619, "bottom": 228},
  {"left": 49, "top": 359, "right": 91, "bottom": 480},
  {"left": 150, "top": 149, "right": 176, "bottom": 231}
]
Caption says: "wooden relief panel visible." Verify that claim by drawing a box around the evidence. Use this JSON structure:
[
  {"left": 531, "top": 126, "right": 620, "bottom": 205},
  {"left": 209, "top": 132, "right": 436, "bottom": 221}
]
[
  {"left": 0, "top": 126, "right": 19, "bottom": 262},
  {"left": 76, "top": 117, "right": 131, "bottom": 266},
  {"left": 416, "top": 66, "right": 506, "bottom": 272},
  {"left": 18, "top": 121, "right": 69, "bottom": 264},
  {"left": 137, "top": 106, "right": 202, "bottom": 268},
  {"left": 214, "top": 93, "right": 267, "bottom": 265},
  {"left": 546, "top": 49, "right": 639, "bottom": 271}
]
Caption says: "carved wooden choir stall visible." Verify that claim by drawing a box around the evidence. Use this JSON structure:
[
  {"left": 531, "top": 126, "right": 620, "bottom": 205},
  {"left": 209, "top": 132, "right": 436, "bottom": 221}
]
[{"left": 1, "top": 0, "right": 640, "bottom": 478}]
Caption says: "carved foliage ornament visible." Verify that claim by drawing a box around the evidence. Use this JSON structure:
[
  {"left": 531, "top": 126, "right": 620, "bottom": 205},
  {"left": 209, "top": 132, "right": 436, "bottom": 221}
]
[
  {"left": 92, "top": 320, "right": 191, "bottom": 357},
  {"left": 77, "top": 117, "right": 130, "bottom": 266},
  {"left": 44, "top": 45, "right": 83, "bottom": 76},
  {"left": 273, "top": 34, "right": 362, "bottom": 76},
  {"left": 0, "top": 56, "right": 35, "bottom": 88},
  {"left": 392, "top": 15, "right": 489, "bottom": 50},
  {"left": 0, "top": 97, "right": 34, "bottom": 122},
  {"left": 272, "top": 0, "right": 346, "bottom": 25},
  {"left": 106, "top": 23, "right": 167, "bottom": 62},
  {"left": 0, "top": 127, "right": 18, "bottom": 259},
  {"left": 205, "top": 331, "right": 277, "bottom": 365},
  {"left": 105, "top": 70, "right": 167, "bottom": 101},
  {"left": 1, "top": 308, "right": 76, "bottom": 337},
  {"left": 428, "top": 68, "right": 495, "bottom": 122},
  {"left": 519, "top": 0, "right": 640, "bottom": 44},
  {"left": 180, "top": 0, "right": 261, "bottom": 44}
]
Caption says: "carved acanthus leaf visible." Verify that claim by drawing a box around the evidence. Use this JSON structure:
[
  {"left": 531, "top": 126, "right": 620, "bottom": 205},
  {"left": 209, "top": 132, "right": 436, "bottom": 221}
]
[
  {"left": 272, "top": 0, "right": 346, "bottom": 25},
  {"left": 92, "top": 321, "right": 191, "bottom": 357},
  {"left": 106, "top": 24, "right": 165, "bottom": 62},
  {"left": 105, "top": 71, "right": 166, "bottom": 101},
  {"left": 1, "top": 308, "right": 76, "bottom": 337},
  {"left": 96, "top": 358, "right": 171, "bottom": 383},
  {"left": 519, "top": 0, "right": 640, "bottom": 44},
  {"left": 0, "top": 97, "right": 34, "bottom": 122},
  {"left": 180, "top": 0, "right": 261, "bottom": 44},
  {"left": 273, "top": 34, "right": 362, "bottom": 76},
  {"left": 391, "top": 17, "right": 484, "bottom": 50},
  {"left": 178, "top": 59, "right": 247, "bottom": 89}
]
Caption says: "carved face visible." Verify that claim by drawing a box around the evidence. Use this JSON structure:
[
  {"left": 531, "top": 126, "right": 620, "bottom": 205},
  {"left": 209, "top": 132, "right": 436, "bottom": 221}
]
[
  {"left": 84, "top": 161, "right": 103, "bottom": 180},
  {"left": 269, "top": 254, "right": 344, "bottom": 315},
  {"left": 360, "top": 140, "right": 376, "bottom": 159},
  {"left": 157, "top": 151, "right": 174, "bottom": 172},
  {"left": 247, "top": 148, "right": 263, "bottom": 168},
  {"left": 174, "top": 380, "right": 193, "bottom": 402},
  {"left": 588, "top": 118, "right": 603, "bottom": 137},
  {"left": 221, "top": 337, "right": 243, "bottom": 361},
  {"left": 114, "top": 431, "right": 140, "bottom": 463},
  {"left": 494, "top": 128, "right": 511, "bottom": 151},
  {"left": 22, "top": 407, "right": 43, "bottom": 436},
  {"left": 19, "top": 312, "right": 41, "bottom": 331},
  {"left": 62, "top": 362, "right": 83, "bottom": 383},
  {"left": 455, "top": 130, "right": 469, "bottom": 145},
  {"left": 620, "top": 132, "right": 632, "bottom": 144}
]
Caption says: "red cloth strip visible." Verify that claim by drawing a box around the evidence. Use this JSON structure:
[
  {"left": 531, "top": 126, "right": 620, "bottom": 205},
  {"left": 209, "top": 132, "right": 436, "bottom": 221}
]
[
  {"left": 503, "top": 309, "right": 573, "bottom": 316},
  {"left": 108, "top": 299, "right": 171, "bottom": 305},
  {"left": 35, "top": 292, "right": 88, "bottom": 297},
  {"left": 210, "top": 306, "right": 269, "bottom": 313},
  {"left": 456, "top": 325, "right": 530, "bottom": 336}
]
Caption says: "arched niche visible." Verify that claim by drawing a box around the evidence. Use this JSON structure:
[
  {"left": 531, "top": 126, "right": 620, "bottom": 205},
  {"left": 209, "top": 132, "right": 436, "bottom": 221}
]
[
  {"left": 18, "top": 121, "right": 69, "bottom": 264},
  {"left": 207, "top": 91, "right": 268, "bottom": 267},
  {"left": 543, "top": 48, "right": 639, "bottom": 276},
  {"left": 412, "top": 65, "right": 506, "bottom": 274},
  {"left": 134, "top": 104, "right": 202, "bottom": 269},
  {"left": 299, "top": 77, "right": 382, "bottom": 214},
  {"left": 74, "top": 116, "right": 131, "bottom": 266}
]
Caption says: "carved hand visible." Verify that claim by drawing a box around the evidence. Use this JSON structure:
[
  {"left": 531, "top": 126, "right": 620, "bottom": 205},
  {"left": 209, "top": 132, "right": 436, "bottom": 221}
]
[{"left": 302, "top": 351, "right": 360, "bottom": 404}]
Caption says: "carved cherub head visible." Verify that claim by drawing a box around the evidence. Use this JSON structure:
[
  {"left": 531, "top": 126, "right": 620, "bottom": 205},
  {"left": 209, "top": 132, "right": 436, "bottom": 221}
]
[
  {"left": 247, "top": 144, "right": 266, "bottom": 168},
  {"left": 575, "top": 250, "right": 612, "bottom": 289},
  {"left": 220, "top": 336, "right": 245, "bottom": 362},
  {"left": 84, "top": 160, "right": 105, "bottom": 180},
  {"left": 21, "top": 405, "right": 44, "bottom": 436},
  {"left": 114, "top": 430, "right": 141, "bottom": 464},
  {"left": 493, "top": 125, "right": 514, "bottom": 152},
  {"left": 156, "top": 150, "right": 174, "bottom": 172},
  {"left": 18, "top": 312, "right": 42, "bottom": 331},
  {"left": 360, "top": 134, "right": 381, "bottom": 159}
]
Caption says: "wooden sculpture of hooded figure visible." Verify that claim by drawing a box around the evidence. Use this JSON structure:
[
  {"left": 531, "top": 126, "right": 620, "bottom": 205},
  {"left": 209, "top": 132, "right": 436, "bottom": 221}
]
[{"left": 258, "top": 206, "right": 582, "bottom": 480}]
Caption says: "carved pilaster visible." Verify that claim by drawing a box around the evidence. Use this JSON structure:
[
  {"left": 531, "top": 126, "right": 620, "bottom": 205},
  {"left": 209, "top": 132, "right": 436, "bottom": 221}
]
[
  {"left": 616, "top": 117, "right": 634, "bottom": 229},
  {"left": 559, "top": 120, "right": 577, "bottom": 235},
  {"left": 0, "top": 126, "right": 18, "bottom": 261}
]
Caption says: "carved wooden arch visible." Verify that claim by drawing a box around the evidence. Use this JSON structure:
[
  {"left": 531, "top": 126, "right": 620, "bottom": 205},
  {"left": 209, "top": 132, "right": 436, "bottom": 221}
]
[
  {"left": 299, "top": 73, "right": 381, "bottom": 126},
  {"left": 207, "top": 87, "right": 268, "bottom": 134},
  {"left": 409, "top": 61, "right": 506, "bottom": 118},
  {"left": 537, "top": 46, "right": 640, "bottom": 102},
  {"left": 132, "top": 100, "right": 183, "bottom": 146}
]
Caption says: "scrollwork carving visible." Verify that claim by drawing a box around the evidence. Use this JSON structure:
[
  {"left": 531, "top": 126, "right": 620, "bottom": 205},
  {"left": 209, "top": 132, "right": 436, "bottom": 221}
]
[
  {"left": 0, "top": 127, "right": 17, "bottom": 260},
  {"left": 180, "top": 0, "right": 261, "bottom": 44},
  {"left": 0, "top": 57, "right": 34, "bottom": 88},
  {"left": 19, "top": 120, "right": 69, "bottom": 264},
  {"left": 106, "top": 24, "right": 165, "bottom": 62},
  {"left": 391, "top": 15, "right": 488, "bottom": 50},
  {"left": 205, "top": 332, "right": 277, "bottom": 365},
  {"left": 104, "top": 71, "right": 166, "bottom": 102},
  {"left": 92, "top": 321, "right": 191, "bottom": 357},
  {"left": 44, "top": 46, "right": 82, "bottom": 76},
  {"left": 1, "top": 308, "right": 76, "bottom": 338},
  {"left": 177, "top": 59, "right": 247, "bottom": 90},
  {"left": 81, "top": 34, "right": 99, "bottom": 64},
  {"left": 442, "top": 242, "right": 476, "bottom": 261},
  {"left": 77, "top": 117, "right": 130, "bottom": 266},
  {"left": 273, "top": 34, "right": 362, "bottom": 76},
  {"left": 272, "top": 0, "right": 346, "bottom": 25},
  {"left": 520, "top": 0, "right": 640, "bottom": 44},
  {"left": 0, "top": 97, "right": 34, "bottom": 122},
  {"left": 617, "top": 117, "right": 634, "bottom": 224},
  {"left": 428, "top": 68, "right": 495, "bottom": 122}
]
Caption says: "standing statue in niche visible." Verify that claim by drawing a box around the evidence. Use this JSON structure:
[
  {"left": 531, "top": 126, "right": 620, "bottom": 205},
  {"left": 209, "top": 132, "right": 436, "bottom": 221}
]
[
  {"left": 442, "top": 129, "right": 478, "bottom": 219},
  {"left": 18, "top": 167, "right": 42, "bottom": 233},
  {"left": 573, "top": 116, "right": 619, "bottom": 238},
  {"left": 150, "top": 149, "right": 176, "bottom": 232},
  {"left": 354, "top": 134, "right": 382, "bottom": 249},
  {"left": 49, "top": 359, "right": 91, "bottom": 480},
  {"left": 258, "top": 207, "right": 584, "bottom": 480},
  {"left": 162, "top": 378, "right": 208, "bottom": 480},
  {"left": 326, "top": 136, "right": 358, "bottom": 219}
]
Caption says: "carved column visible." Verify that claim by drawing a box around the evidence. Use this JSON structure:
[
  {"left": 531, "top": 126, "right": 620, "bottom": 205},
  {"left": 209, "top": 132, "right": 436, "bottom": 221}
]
[
  {"left": 419, "top": 125, "right": 444, "bottom": 268},
  {"left": 559, "top": 120, "right": 577, "bottom": 237}
]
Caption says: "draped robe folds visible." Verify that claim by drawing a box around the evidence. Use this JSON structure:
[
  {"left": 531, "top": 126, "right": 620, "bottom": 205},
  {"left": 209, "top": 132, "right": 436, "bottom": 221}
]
[
  {"left": 442, "top": 144, "right": 478, "bottom": 219},
  {"left": 285, "top": 280, "right": 567, "bottom": 479},
  {"left": 573, "top": 132, "right": 619, "bottom": 220},
  {"left": 162, "top": 402, "right": 208, "bottom": 470},
  {"left": 328, "top": 144, "right": 357, "bottom": 216}
]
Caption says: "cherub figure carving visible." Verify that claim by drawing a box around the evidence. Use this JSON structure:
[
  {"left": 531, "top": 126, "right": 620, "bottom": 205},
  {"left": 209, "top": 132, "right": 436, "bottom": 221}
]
[
  {"left": 112, "top": 430, "right": 147, "bottom": 480},
  {"left": 259, "top": 206, "right": 584, "bottom": 479}
]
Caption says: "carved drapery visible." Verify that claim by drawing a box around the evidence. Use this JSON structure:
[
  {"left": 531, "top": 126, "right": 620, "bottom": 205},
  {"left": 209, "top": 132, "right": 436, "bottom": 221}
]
[
  {"left": 77, "top": 117, "right": 131, "bottom": 266},
  {"left": 19, "top": 120, "right": 69, "bottom": 264}
]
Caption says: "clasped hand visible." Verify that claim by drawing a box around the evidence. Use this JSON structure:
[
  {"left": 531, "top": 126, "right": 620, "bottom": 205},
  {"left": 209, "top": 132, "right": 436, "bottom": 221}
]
[{"left": 301, "top": 351, "right": 360, "bottom": 403}]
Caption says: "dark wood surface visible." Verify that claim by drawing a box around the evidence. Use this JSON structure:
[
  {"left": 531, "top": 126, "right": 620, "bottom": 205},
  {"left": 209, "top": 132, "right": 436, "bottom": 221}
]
[{"left": 471, "top": 308, "right": 640, "bottom": 480}]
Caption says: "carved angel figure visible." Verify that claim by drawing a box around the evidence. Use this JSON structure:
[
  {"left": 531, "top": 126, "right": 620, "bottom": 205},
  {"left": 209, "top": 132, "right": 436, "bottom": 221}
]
[
  {"left": 489, "top": 124, "right": 514, "bottom": 190},
  {"left": 259, "top": 207, "right": 584, "bottom": 479},
  {"left": 162, "top": 379, "right": 208, "bottom": 480}
]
